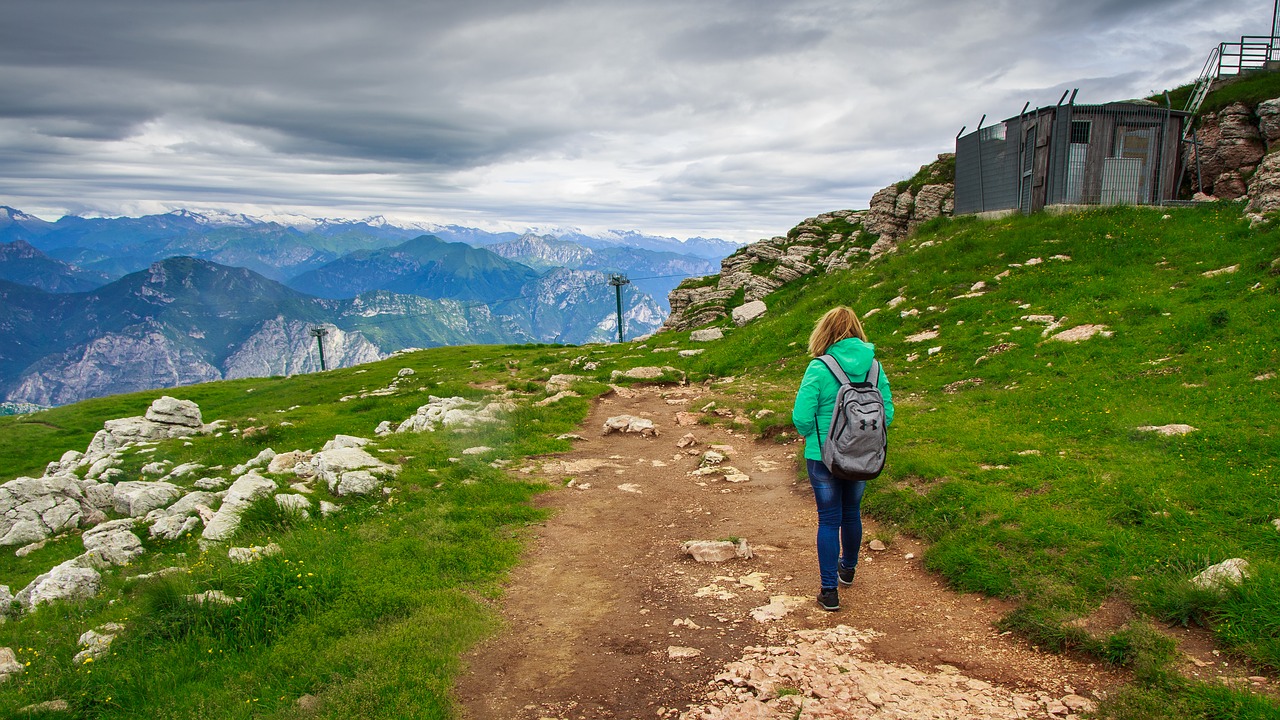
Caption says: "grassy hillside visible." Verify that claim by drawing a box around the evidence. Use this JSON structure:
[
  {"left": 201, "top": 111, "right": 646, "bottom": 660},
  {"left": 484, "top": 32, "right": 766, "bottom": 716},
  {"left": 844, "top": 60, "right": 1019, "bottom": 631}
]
[
  {"left": 0, "top": 203, "right": 1277, "bottom": 717},
  {"left": 675, "top": 203, "right": 1280, "bottom": 717}
]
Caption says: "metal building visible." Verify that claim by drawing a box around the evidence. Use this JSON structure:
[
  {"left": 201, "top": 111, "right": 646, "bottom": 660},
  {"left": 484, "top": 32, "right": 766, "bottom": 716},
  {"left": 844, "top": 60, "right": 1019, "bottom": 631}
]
[{"left": 954, "top": 99, "right": 1191, "bottom": 215}]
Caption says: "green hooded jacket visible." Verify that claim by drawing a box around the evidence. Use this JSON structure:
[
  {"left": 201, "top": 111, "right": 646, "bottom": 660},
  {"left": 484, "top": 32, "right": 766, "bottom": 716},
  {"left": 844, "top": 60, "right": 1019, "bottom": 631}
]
[{"left": 791, "top": 337, "right": 894, "bottom": 462}]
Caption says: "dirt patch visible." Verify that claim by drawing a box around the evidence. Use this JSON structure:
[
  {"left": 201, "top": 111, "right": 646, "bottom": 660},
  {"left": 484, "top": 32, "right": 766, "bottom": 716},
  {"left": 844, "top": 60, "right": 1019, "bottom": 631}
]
[{"left": 455, "top": 386, "right": 1125, "bottom": 719}]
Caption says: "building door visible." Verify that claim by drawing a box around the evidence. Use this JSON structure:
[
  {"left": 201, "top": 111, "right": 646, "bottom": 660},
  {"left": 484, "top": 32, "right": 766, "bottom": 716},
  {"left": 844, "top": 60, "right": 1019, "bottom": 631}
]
[{"left": 1103, "top": 125, "right": 1158, "bottom": 205}]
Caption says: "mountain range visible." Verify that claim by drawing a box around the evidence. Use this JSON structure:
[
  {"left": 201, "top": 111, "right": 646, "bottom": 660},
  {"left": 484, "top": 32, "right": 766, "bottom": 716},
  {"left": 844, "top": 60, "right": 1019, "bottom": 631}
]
[
  {"left": 0, "top": 205, "right": 731, "bottom": 405},
  {"left": 0, "top": 256, "right": 664, "bottom": 405}
]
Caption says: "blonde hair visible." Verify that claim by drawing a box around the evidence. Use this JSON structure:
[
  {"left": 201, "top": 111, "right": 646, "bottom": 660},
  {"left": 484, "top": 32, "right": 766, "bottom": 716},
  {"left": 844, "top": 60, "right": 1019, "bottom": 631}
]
[{"left": 807, "top": 306, "right": 867, "bottom": 357}]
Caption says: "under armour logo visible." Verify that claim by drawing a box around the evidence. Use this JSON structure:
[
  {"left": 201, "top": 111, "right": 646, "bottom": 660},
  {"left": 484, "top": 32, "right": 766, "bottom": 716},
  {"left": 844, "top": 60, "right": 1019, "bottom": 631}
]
[{"left": 859, "top": 419, "right": 878, "bottom": 431}]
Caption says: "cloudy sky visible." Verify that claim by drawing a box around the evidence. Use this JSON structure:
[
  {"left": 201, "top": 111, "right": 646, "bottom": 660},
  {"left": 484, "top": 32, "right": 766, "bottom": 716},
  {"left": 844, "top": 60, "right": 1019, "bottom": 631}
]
[{"left": 0, "top": 0, "right": 1267, "bottom": 242}]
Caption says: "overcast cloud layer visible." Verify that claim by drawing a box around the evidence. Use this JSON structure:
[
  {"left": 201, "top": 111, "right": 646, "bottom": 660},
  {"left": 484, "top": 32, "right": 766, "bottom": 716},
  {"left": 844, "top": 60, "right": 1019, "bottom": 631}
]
[{"left": 0, "top": 0, "right": 1266, "bottom": 241}]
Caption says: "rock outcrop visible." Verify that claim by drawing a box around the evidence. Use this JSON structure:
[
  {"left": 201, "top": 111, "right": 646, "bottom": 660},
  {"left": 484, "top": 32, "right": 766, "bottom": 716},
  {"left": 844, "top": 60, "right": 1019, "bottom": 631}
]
[{"left": 663, "top": 156, "right": 954, "bottom": 332}]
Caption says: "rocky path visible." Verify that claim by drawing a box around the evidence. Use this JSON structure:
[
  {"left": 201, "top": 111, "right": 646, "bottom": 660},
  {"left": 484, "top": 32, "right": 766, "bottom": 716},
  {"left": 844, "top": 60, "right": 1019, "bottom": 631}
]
[{"left": 455, "top": 385, "right": 1122, "bottom": 719}]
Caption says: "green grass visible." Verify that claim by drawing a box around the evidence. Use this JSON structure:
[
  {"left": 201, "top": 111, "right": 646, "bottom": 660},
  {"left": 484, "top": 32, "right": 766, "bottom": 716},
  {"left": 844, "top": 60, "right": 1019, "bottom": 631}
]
[
  {"left": 0, "top": 341, "right": 673, "bottom": 718},
  {"left": 671, "top": 203, "right": 1280, "bottom": 715}
]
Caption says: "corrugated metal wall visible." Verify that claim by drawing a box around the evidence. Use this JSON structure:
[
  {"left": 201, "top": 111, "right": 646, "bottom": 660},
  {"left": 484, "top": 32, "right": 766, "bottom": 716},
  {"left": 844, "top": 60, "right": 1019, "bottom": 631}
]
[
  {"left": 954, "top": 103, "right": 1188, "bottom": 215},
  {"left": 953, "top": 121, "right": 1021, "bottom": 214}
]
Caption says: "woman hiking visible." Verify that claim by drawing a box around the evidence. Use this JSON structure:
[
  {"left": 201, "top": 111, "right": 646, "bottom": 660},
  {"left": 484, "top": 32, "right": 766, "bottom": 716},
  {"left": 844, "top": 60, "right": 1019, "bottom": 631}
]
[{"left": 791, "top": 306, "right": 894, "bottom": 611}]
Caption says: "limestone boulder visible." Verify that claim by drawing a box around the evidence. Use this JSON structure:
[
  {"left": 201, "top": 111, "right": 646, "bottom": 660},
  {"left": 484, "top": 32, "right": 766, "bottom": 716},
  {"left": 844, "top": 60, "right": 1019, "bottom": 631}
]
[
  {"left": 144, "top": 396, "right": 203, "bottom": 427},
  {"left": 331, "top": 471, "right": 384, "bottom": 496},
  {"left": 201, "top": 472, "right": 278, "bottom": 543},
  {"left": 81, "top": 519, "right": 144, "bottom": 568},
  {"left": 545, "top": 374, "right": 581, "bottom": 392},
  {"left": 321, "top": 435, "right": 368, "bottom": 452},
  {"left": 602, "top": 415, "right": 658, "bottom": 437},
  {"left": 111, "top": 481, "right": 183, "bottom": 517},
  {"left": 16, "top": 559, "right": 101, "bottom": 609},
  {"left": 690, "top": 328, "right": 724, "bottom": 342},
  {"left": 732, "top": 300, "right": 767, "bottom": 326},
  {"left": 1192, "top": 558, "right": 1250, "bottom": 591},
  {"left": 0, "top": 475, "right": 86, "bottom": 546},
  {"left": 0, "top": 647, "right": 22, "bottom": 683}
]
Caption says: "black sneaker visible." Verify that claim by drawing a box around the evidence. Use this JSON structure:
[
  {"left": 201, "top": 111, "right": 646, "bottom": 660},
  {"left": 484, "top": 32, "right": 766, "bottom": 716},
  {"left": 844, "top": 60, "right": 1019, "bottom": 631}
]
[
  {"left": 817, "top": 588, "right": 840, "bottom": 611},
  {"left": 838, "top": 563, "right": 856, "bottom": 586}
]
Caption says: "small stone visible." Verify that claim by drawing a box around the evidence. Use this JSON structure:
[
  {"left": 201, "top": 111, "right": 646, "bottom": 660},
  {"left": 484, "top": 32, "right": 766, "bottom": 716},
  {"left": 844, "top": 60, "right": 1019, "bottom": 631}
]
[
  {"left": 617, "top": 484, "right": 643, "bottom": 494},
  {"left": 461, "top": 446, "right": 494, "bottom": 455},
  {"left": 690, "top": 328, "right": 724, "bottom": 342},
  {"left": 397, "top": 367, "right": 415, "bottom": 377},
  {"left": 18, "top": 700, "right": 69, "bottom": 713},
  {"left": 1136, "top": 424, "right": 1197, "bottom": 436},
  {"left": 668, "top": 646, "right": 702, "bottom": 659},
  {"left": 0, "top": 647, "right": 23, "bottom": 682},
  {"left": 676, "top": 433, "right": 698, "bottom": 448},
  {"left": 868, "top": 539, "right": 887, "bottom": 551},
  {"left": 1201, "top": 264, "right": 1239, "bottom": 278},
  {"left": 228, "top": 543, "right": 283, "bottom": 564}
]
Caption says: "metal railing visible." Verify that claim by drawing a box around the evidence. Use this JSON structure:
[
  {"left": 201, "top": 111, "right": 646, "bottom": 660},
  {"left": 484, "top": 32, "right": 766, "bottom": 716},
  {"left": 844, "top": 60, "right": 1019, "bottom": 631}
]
[{"left": 1183, "top": 35, "right": 1280, "bottom": 124}]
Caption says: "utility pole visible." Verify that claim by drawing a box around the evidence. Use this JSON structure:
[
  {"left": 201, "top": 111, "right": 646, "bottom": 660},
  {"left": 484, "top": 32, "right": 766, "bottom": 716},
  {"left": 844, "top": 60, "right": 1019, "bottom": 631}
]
[
  {"left": 607, "top": 274, "right": 630, "bottom": 343},
  {"left": 310, "top": 326, "right": 329, "bottom": 371}
]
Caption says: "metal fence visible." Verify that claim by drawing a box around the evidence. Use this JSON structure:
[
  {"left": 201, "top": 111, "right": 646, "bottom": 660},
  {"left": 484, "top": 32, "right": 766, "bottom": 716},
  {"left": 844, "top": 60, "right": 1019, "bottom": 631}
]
[{"left": 954, "top": 102, "right": 1189, "bottom": 215}]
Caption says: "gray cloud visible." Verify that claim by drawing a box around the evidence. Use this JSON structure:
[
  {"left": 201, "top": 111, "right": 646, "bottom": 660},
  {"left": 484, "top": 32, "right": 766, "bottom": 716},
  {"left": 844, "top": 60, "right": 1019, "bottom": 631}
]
[{"left": 0, "top": 0, "right": 1270, "bottom": 241}]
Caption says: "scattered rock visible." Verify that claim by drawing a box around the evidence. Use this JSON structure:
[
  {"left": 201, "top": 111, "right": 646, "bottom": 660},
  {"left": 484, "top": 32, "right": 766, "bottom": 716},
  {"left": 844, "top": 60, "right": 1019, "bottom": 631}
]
[
  {"left": 111, "top": 481, "right": 183, "bottom": 517},
  {"left": 1137, "top": 424, "right": 1197, "bottom": 436},
  {"left": 144, "top": 396, "right": 204, "bottom": 428},
  {"left": 319, "top": 501, "right": 341, "bottom": 517},
  {"left": 668, "top": 646, "right": 702, "bottom": 659},
  {"left": 616, "top": 484, "right": 643, "bottom": 494},
  {"left": 1201, "top": 264, "right": 1239, "bottom": 278},
  {"left": 683, "top": 539, "right": 752, "bottom": 562},
  {"left": 275, "top": 494, "right": 312, "bottom": 517},
  {"left": 1049, "top": 324, "right": 1111, "bottom": 342},
  {"left": 187, "top": 590, "right": 242, "bottom": 606},
  {"left": 545, "top": 374, "right": 580, "bottom": 392},
  {"left": 397, "top": 367, "right": 416, "bottom": 377},
  {"left": 16, "top": 559, "right": 101, "bottom": 609},
  {"left": 228, "top": 543, "right": 283, "bottom": 564},
  {"left": 750, "top": 595, "right": 809, "bottom": 622},
  {"left": 905, "top": 329, "right": 940, "bottom": 343},
  {"left": 674, "top": 412, "right": 701, "bottom": 427},
  {"left": 943, "top": 378, "right": 984, "bottom": 394},
  {"left": 333, "top": 470, "right": 384, "bottom": 496},
  {"left": 731, "top": 300, "right": 767, "bottom": 326},
  {"left": 81, "top": 520, "right": 144, "bottom": 568},
  {"left": 678, "top": 349, "right": 705, "bottom": 357},
  {"left": 869, "top": 539, "right": 887, "bottom": 551},
  {"left": 18, "top": 699, "right": 69, "bottom": 713},
  {"left": 0, "top": 647, "right": 23, "bottom": 683},
  {"left": 73, "top": 627, "right": 119, "bottom": 664},
  {"left": 461, "top": 446, "right": 494, "bottom": 456},
  {"left": 0, "top": 475, "right": 86, "bottom": 546},
  {"left": 201, "top": 472, "right": 278, "bottom": 543},
  {"left": 691, "top": 328, "right": 724, "bottom": 342},
  {"left": 602, "top": 415, "right": 658, "bottom": 437},
  {"left": 535, "top": 390, "right": 580, "bottom": 406},
  {"left": 676, "top": 433, "right": 698, "bottom": 449},
  {"left": 395, "top": 395, "right": 509, "bottom": 433},
  {"left": 1192, "top": 558, "right": 1250, "bottom": 591},
  {"left": 700, "top": 450, "right": 726, "bottom": 466}
]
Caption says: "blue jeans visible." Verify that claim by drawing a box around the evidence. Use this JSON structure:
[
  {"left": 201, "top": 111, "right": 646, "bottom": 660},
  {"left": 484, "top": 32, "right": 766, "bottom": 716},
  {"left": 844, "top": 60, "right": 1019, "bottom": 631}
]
[{"left": 807, "top": 459, "right": 866, "bottom": 590}]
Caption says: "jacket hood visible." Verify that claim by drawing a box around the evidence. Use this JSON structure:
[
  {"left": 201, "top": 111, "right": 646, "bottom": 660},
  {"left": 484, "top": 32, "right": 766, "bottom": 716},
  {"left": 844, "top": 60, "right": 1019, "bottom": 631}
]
[{"left": 822, "top": 337, "right": 877, "bottom": 381}]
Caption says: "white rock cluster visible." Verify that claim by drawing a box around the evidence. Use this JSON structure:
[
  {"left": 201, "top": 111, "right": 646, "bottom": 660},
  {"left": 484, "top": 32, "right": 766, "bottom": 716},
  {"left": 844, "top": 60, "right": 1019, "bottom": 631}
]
[
  {"left": 387, "top": 395, "right": 512, "bottom": 434},
  {"left": 0, "top": 396, "right": 217, "bottom": 548}
]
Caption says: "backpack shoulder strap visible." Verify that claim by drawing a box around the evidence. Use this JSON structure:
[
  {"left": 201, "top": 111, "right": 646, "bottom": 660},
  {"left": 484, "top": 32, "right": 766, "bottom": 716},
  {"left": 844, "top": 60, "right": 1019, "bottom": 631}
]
[
  {"left": 817, "top": 354, "right": 851, "bottom": 386},
  {"left": 865, "top": 359, "right": 880, "bottom": 386}
]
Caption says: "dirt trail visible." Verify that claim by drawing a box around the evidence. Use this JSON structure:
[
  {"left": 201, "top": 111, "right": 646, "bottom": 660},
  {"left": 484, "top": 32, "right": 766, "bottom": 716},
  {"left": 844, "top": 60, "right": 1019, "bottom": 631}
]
[{"left": 455, "top": 385, "right": 1123, "bottom": 719}]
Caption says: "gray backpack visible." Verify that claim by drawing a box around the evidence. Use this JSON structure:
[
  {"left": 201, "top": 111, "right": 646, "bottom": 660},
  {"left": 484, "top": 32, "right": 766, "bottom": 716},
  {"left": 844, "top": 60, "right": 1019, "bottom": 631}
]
[{"left": 817, "top": 355, "right": 887, "bottom": 481}]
